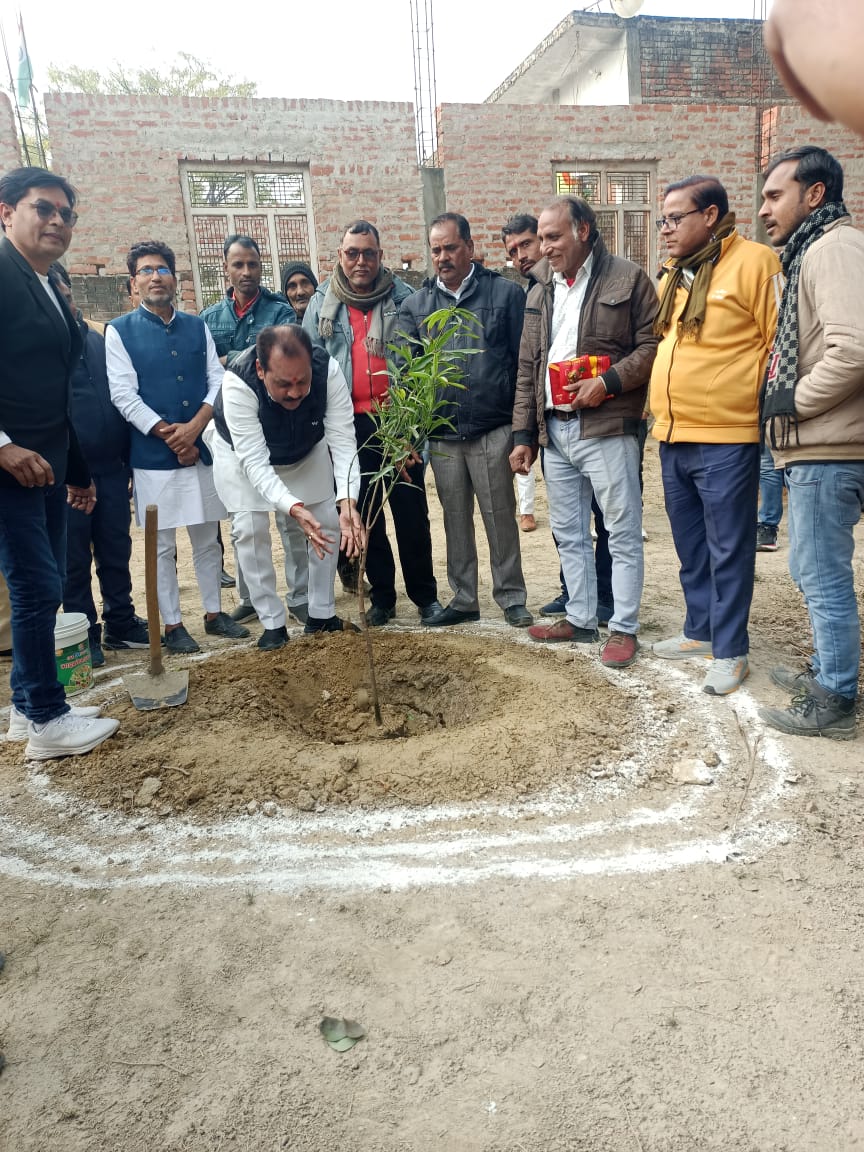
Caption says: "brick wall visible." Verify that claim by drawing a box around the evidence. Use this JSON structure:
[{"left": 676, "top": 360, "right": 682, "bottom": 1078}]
[
  {"left": 638, "top": 18, "right": 787, "bottom": 106},
  {"left": 767, "top": 106, "right": 864, "bottom": 225},
  {"left": 45, "top": 94, "right": 426, "bottom": 315},
  {"left": 0, "top": 95, "right": 20, "bottom": 173},
  {"left": 437, "top": 102, "right": 760, "bottom": 268}
]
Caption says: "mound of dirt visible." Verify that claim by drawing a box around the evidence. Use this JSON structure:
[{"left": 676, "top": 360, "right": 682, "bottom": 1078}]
[{"left": 14, "top": 631, "right": 677, "bottom": 820}]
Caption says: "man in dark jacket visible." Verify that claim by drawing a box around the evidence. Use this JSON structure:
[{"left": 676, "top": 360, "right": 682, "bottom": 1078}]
[
  {"left": 510, "top": 196, "right": 658, "bottom": 669},
  {"left": 398, "top": 213, "right": 532, "bottom": 628},
  {"left": 50, "top": 264, "right": 147, "bottom": 669},
  {"left": 0, "top": 166, "right": 118, "bottom": 759}
]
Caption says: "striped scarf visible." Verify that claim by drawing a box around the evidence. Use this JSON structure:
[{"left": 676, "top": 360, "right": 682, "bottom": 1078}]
[{"left": 761, "top": 200, "right": 849, "bottom": 449}]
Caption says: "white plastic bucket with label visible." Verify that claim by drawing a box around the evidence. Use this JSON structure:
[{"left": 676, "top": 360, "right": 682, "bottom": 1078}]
[{"left": 54, "top": 612, "right": 93, "bottom": 696}]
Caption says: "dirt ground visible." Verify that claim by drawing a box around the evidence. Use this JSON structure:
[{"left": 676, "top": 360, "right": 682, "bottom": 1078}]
[{"left": 2, "top": 439, "right": 864, "bottom": 1152}]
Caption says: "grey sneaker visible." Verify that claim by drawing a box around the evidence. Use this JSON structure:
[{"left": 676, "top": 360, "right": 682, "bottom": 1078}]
[
  {"left": 770, "top": 664, "right": 817, "bottom": 695},
  {"left": 652, "top": 633, "right": 713, "bottom": 660},
  {"left": 760, "top": 685, "right": 856, "bottom": 740},
  {"left": 288, "top": 602, "right": 309, "bottom": 625},
  {"left": 703, "top": 655, "right": 749, "bottom": 696},
  {"left": 230, "top": 603, "right": 258, "bottom": 623}
]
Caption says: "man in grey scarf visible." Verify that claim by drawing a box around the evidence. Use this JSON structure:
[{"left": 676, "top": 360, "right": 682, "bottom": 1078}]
[{"left": 303, "top": 221, "right": 441, "bottom": 626}]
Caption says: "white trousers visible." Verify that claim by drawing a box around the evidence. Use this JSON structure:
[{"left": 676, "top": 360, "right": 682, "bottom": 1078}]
[
  {"left": 156, "top": 522, "right": 222, "bottom": 626},
  {"left": 515, "top": 469, "right": 536, "bottom": 515},
  {"left": 233, "top": 510, "right": 309, "bottom": 610},
  {"left": 233, "top": 498, "right": 339, "bottom": 628}
]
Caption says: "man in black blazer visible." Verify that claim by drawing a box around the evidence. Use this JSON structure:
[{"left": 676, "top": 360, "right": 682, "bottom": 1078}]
[{"left": 0, "top": 166, "right": 119, "bottom": 759}]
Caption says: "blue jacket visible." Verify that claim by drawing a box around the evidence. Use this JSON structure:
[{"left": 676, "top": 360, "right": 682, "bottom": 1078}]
[
  {"left": 397, "top": 264, "right": 526, "bottom": 440},
  {"left": 69, "top": 317, "right": 130, "bottom": 475},
  {"left": 201, "top": 287, "right": 296, "bottom": 367},
  {"left": 302, "top": 275, "right": 414, "bottom": 387}
]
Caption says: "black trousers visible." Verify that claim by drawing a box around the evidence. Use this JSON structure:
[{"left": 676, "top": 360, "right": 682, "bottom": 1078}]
[
  {"left": 64, "top": 466, "right": 136, "bottom": 640},
  {"left": 355, "top": 412, "right": 437, "bottom": 611}
]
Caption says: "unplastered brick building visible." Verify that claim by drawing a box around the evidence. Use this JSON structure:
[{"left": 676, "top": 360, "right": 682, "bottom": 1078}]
[{"left": 0, "top": 10, "right": 861, "bottom": 319}]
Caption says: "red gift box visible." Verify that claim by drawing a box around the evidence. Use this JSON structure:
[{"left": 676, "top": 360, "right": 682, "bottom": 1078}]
[{"left": 548, "top": 355, "right": 612, "bottom": 407}]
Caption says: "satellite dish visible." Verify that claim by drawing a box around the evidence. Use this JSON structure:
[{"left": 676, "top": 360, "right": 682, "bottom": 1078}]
[{"left": 610, "top": 0, "right": 643, "bottom": 16}]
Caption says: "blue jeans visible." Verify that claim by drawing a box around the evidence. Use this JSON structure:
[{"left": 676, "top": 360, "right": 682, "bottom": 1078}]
[
  {"left": 544, "top": 421, "right": 643, "bottom": 634},
  {"left": 786, "top": 462, "right": 864, "bottom": 700},
  {"left": 758, "top": 442, "right": 785, "bottom": 527},
  {"left": 0, "top": 482, "right": 71, "bottom": 724},
  {"left": 659, "top": 442, "right": 759, "bottom": 659}
]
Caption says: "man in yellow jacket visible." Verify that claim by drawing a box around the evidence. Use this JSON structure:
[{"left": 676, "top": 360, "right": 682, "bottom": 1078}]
[{"left": 650, "top": 176, "right": 782, "bottom": 695}]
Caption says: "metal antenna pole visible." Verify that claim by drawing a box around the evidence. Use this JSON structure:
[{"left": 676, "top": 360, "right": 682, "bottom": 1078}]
[{"left": 409, "top": 0, "right": 439, "bottom": 166}]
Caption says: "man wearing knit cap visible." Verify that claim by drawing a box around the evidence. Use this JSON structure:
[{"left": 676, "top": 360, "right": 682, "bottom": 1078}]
[
  {"left": 304, "top": 220, "right": 441, "bottom": 626},
  {"left": 281, "top": 261, "right": 318, "bottom": 322}
]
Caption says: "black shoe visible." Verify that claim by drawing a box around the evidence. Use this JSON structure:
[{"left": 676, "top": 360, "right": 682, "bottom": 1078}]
[
  {"left": 89, "top": 641, "right": 106, "bottom": 668},
  {"left": 230, "top": 603, "right": 258, "bottom": 623},
  {"left": 759, "top": 683, "right": 856, "bottom": 740},
  {"left": 421, "top": 604, "right": 480, "bottom": 628},
  {"left": 220, "top": 569, "right": 236, "bottom": 588},
  {"left": 366, "top": 605, "right": 395, "bottom": 627},
  {"left": 288, "top": 602, "right": 309, "bottom": 625},
  {"left": 540, "top": 593, "right": 567, "bottom": 617},
  {"left": 756, "top": 523, "right": 778, "bottom": 552},
  {"left": 258, "top": 626, "right": 289, "bottom": 651},
  {"left": 304, "top": 615, "right": 359, "bottom": 634},
  {"left": 419, "top": 599, "right": 444, "bottom": 622},
  {"left": 103, "top": 616, "right": 149, "bottom": 649},
  {"left": 204, "top": 612, "right": 250, "bottom": 639},
  {"left": 770, "top": 663, "right": 817, "bottom": 695},
  {"left": 164, "top": 625, "right": 200, "bottom": 654},
  {"left": 597, "top": 602, "right": 614, "bottom": 628},
  {"left": 504, "top": 604, "right": 533, "bottom": 628}
]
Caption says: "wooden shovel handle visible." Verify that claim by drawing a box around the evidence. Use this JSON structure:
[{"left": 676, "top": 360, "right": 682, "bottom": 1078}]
[{"left": 144, "top": 504, "right": 164, "bottom": 677}]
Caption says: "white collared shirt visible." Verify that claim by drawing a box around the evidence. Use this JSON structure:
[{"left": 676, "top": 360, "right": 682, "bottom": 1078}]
[
  {"left": 545, "top": 253, "right": 594, "bottom": 412},
  {"left": 436, "top": 263, "right": 476, "bottom": 302}
]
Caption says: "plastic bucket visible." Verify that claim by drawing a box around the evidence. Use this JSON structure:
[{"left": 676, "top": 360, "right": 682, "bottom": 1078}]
[{"left": 54, "top": 612, "right": 93, "bottom": 696}]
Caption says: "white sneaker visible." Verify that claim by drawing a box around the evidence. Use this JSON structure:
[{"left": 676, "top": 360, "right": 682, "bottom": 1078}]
[
  {"left": 5, "top": 703, "right": 102, "bottom": 742},
  {"left": 703, "top": 655, "right": 749, "bottom": 696},
  {"left": 652, "top": 633, "right": 713, "bottom": 660},
  {"left": 25, "top": 712, "right": 119, "bottom": 761}
]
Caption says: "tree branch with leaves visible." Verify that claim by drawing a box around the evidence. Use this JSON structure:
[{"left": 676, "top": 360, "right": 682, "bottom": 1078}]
[{"left": 349, "top": 306, "right": 479, "bottom": 725}]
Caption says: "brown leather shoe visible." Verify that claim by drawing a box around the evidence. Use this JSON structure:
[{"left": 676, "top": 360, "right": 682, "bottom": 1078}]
[
  {"left": 520, "top": 514, "right": 537, "bottom": 532},
  {"left": 528, "top": 618, "right": 599, "bottom": 644}
]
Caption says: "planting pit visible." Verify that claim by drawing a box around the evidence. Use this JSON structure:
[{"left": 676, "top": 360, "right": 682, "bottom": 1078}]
[{"left": 17, "top": 631, "right": 682, "bottom": 820}]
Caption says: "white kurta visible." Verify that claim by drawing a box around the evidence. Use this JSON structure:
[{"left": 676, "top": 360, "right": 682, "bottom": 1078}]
[
  {"left": 206, "top": 355, "right": 360, "bottom": 515},
  {"left": 105, "top": 312, "right": 227, "bottom": 529}
]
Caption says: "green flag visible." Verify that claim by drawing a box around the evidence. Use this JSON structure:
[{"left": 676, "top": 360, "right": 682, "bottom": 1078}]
[{"left": 16, "top": 17, "right": 32, "bottom": 107}]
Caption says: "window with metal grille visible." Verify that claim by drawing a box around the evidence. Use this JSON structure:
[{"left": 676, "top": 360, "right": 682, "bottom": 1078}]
[
  {"left": 181, "top": 165, "right": 316, "bottom": 310},
  {"left": 554, "top": 165, "right": 654, "bottom": 276}
]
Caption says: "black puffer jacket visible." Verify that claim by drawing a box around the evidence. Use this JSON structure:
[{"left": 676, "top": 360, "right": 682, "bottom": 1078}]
[{"left": 397, "top": 263, "right": 525, "bottom": 440}]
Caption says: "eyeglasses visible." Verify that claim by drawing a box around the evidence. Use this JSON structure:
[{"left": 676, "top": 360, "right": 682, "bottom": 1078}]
[
  {"left": 341, "top": 248, "right": 380, "bottom": 263},
  {"left": 135, "top": 265, "right": 173, "bottom": 278},
  {"left": 28, "top": 199, "right": 78, "bottom": 228},
  {"left": 655, "top": 209, "right": 702, "bottom": 232}
]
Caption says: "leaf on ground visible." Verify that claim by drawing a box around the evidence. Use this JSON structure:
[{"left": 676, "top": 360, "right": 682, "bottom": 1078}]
[{"left": 319, "top": 1016, "right": 366, "bottom": 1051}]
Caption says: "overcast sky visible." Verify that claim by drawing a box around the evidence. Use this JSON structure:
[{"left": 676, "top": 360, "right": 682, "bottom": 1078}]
[{"left": 4, "top": 0, "right": 773, "bottom": 107}]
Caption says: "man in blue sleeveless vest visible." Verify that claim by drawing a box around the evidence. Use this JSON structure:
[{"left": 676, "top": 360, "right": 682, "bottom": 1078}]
[
  {"left": 106, "top": 241, "right": 250, "bottom": 654},
  {"left": 209, "top": 325, "right": 363, "bottom": 650}
]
